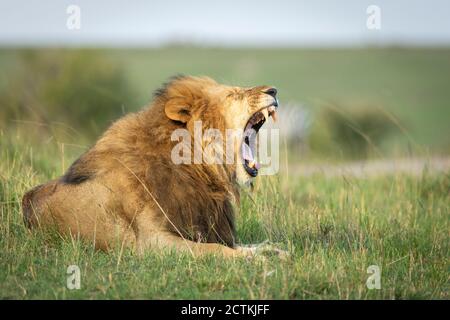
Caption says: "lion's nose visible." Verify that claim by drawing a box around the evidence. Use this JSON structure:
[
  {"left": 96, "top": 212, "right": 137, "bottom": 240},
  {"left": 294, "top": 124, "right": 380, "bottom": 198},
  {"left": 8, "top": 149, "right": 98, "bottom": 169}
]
[{"left": 263, "top": 87, "right": 278, "bottom": 98}]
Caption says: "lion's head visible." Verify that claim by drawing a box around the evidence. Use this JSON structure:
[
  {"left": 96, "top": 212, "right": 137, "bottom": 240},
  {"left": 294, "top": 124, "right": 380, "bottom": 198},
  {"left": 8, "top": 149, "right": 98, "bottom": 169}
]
[{"left": 153, "top": 75, "right": 278, "bottom": 185}]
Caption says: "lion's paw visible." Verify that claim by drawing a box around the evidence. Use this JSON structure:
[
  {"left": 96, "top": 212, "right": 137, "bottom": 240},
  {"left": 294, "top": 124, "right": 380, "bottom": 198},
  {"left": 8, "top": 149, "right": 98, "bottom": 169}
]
[
  {"left": 255, "top": 244, "right": 290, "bottom": 260},
  {"left": 236, "top": 242, "right": 290, "bottom": 261}
]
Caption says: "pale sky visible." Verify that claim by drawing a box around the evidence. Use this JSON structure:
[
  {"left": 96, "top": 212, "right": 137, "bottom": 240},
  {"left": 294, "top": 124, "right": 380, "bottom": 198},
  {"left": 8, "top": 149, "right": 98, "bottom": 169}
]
[{"left": 0, "top": 0, "right": 449, "bottom": 47}]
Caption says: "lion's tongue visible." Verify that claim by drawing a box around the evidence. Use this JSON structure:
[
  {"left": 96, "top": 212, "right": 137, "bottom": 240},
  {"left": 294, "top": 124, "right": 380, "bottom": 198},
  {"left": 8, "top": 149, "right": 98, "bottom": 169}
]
[
  {"left": 242, "top": 143, "right": 253, "bottom": 161},
  {"left": 242, "top": 143, "right": 260, "bottom": 169}
]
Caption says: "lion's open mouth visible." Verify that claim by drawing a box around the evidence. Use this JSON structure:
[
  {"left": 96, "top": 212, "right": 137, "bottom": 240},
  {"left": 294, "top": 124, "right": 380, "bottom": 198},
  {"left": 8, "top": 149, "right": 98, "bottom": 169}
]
[{"left": 241, "top": 105, "right": 277, "bottom": 177}]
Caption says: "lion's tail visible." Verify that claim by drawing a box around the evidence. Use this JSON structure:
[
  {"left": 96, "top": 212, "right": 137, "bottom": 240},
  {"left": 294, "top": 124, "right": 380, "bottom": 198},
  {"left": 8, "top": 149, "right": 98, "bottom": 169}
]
[{"left": 22, "top": 182, "right": 57, "bottom": 228}]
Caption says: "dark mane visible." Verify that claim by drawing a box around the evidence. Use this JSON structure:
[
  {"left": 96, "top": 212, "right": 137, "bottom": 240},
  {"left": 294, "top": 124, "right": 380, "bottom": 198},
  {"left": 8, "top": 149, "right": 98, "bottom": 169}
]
[
  {"left": 152, "top": 74, "right": 186, "bottom": 99},
  {"left": 61, "top": 152, "right": 96, "bottom": 184}
]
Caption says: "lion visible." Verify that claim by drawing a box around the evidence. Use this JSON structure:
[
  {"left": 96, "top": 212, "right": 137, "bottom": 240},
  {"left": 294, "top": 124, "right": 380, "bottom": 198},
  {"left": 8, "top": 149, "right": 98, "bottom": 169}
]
[{"left": 22, "top": 75, "right": 280, "bottom": 258}]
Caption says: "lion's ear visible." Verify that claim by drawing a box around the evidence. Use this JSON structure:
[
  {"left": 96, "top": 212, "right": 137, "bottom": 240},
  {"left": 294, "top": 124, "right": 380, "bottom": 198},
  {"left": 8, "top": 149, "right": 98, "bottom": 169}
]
[{"left": 164, "top": 97, "right": 191, "bottom": 123}]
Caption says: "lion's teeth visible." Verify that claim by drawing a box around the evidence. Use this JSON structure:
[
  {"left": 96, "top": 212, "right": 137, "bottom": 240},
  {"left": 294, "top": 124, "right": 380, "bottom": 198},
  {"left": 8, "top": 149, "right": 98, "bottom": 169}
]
[
  {"left": 267, "top": 106, "right": 277, "bottom": 122},
  {"left": 271, "top": 110, "right": 277, "bottom": 122},
  {"left": 261, "top": 109, "right": 269, "bottom": 121},
  {"left": 248, "top": 160, "right": 256, "bottom": 168}
]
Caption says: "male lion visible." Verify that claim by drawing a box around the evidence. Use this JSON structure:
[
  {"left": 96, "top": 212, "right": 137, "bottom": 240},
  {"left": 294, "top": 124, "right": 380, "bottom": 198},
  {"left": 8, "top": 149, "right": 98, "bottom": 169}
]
[{"left": 22, "top": 76, "right": 280, "bottom": 258}]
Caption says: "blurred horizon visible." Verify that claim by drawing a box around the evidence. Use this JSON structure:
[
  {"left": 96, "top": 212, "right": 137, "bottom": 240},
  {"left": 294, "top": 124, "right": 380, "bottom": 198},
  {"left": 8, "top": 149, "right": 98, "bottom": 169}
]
[
  {"left": 1, "top": 0, "right": 450, "bottom": 48},
  {"left": 1, "top": 1, "right": 449, "bottom": 162}
]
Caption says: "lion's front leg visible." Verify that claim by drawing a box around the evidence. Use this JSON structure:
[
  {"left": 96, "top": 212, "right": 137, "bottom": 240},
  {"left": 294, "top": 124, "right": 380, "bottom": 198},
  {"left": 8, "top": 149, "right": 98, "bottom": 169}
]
[
  {"left": 132, "top": 208, "right": 249, "bottom": 258},
  {"left": 136, "top": 230, "right": 254, "bottom": 258}
]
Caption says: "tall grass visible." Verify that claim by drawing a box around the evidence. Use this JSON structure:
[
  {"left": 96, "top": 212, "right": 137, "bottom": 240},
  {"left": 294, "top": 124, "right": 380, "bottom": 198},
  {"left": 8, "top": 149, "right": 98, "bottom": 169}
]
[{"left": 0, "top": 132, "right": 448, "bottom": 299}]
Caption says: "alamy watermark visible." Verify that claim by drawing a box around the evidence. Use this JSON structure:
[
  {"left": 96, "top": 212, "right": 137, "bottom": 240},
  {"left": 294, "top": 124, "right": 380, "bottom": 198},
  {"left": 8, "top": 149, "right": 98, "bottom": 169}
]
[
  {"left": 170, "top": 121, "right": 279, "bottom": 176},
  {"left": 366, "top": 265, "right": 381, "bottom": 290},
  {"left": 366, "top": 5, "right": 381, "bottom": 30},
  {"left": 67, "top": 265, "right": 81, "bottom": 290},
  {"left": 66, "top": 5, "right": 81, "bottom": 30}
]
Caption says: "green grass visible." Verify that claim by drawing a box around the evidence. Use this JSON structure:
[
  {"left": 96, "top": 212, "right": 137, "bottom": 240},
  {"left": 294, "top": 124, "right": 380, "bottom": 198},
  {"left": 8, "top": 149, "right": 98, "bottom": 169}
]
[{"left": 1, "top": 135, "right": 448, "bottom": 299}]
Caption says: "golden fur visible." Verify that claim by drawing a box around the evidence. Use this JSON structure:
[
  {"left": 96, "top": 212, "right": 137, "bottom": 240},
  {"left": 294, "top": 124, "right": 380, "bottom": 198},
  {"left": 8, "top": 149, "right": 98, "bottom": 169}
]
[{"left": 22, "top": 76, "right": 278, "bottom": 258}]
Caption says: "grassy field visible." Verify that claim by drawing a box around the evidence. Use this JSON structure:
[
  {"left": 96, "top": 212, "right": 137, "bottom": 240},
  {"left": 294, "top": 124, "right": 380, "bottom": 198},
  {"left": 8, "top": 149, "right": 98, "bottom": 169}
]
[
  {"left": 0, "top": 135, "right": 448, "bottom": 299},
  {"left": 0, "top": 48, "right": 449, "bottom": 299}
]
